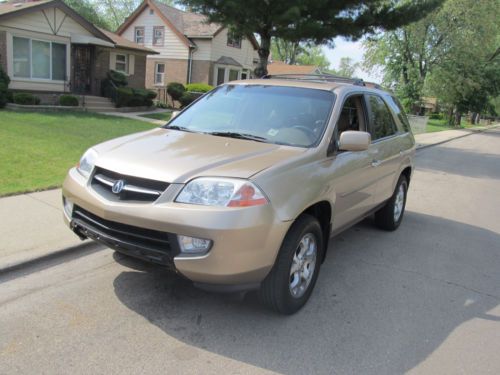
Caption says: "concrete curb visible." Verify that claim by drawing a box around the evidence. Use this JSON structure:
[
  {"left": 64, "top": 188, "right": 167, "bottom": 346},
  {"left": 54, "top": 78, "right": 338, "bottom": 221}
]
[
  {"left": 0, "top": 241, "right": 98, "bottom": 276},
  {"left": 416, "top": 124, "right": 500, "bottom": 150}
]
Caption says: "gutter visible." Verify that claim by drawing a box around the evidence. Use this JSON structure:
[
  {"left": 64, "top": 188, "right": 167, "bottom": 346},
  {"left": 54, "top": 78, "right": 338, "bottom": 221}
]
[{"left": 187, "top": 46, "right": 194, "bottom": 84}]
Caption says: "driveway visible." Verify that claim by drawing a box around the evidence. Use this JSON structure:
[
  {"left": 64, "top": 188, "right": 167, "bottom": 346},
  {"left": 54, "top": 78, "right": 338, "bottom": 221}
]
[{"left": 1, "top": 129, "right": 499, "bottom": 374}]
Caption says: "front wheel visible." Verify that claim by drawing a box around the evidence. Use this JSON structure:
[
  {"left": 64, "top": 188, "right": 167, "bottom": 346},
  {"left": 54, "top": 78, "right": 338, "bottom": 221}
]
[
  {"left": 374, "top": 175, "right": 408, "bottom": 231},
  {"left": 259, "top": 214, "right": 323, "bottom": 314}
]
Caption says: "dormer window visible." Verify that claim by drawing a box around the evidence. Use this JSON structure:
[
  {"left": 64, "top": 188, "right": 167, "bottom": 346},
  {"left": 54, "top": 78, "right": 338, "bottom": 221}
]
[
  {"left": 149, "top": 9, "right": 154, "bottom": 15},
  {"left": 135, "top": 26, "right": 145, "bottom": 44},
  {"left": 227, "top": 31, "right": 241, "bottom": 48}
]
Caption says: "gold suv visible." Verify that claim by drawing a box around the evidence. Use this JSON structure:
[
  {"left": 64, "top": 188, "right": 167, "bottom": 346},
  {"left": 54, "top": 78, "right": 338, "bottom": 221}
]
[{"left": 62, "top": 75, "right": 415, "bottom": 314}]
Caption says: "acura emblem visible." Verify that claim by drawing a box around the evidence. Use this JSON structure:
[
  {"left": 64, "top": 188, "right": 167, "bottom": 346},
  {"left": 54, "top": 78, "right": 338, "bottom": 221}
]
[{"left": 112, "top": 179, "right": 125, "bottom": 194}]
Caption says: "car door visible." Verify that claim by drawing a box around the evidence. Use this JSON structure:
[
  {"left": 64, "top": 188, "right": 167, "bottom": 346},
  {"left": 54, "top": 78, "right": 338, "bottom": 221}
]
[
  {"left": 328, "top": 94, "right": 381, "bottom": 233},
  {"left": 365, "top": 94, "right": 402, "bottom": 205}
]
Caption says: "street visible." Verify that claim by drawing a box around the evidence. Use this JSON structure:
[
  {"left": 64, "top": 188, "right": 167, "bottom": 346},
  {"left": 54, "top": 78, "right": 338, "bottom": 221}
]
[{"left": 1, "top": 129, "right": 499, "bottom": 374}]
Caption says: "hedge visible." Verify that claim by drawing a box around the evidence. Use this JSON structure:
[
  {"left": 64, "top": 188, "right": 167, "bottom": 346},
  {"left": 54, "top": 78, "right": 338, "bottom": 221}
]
[
  {"left": 179, "top": 92, "right": 197, "bottom": 108},
  {"left": 13, "top": 93, "right": 41, "bottom": 105},
  {"left": 0, "top": 65, "right": 10, "bottom": 109},
  {"left": 116, "top": 87, "right": 157, "bottom": 108},
  {"left": 166, "top": 82, "right": 185, "bottom": 102},
  {"left": 59, "top": 94, "right": 79, "bottom": 107},
  {"left": 185, "top": 83, "right": 213, "bottom": 93}
]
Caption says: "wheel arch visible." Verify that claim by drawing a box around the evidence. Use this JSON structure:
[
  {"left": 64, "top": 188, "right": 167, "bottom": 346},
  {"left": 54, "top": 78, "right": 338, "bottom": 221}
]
[{"left": 299, "top": 200, "right": 332, "bottom": 263}]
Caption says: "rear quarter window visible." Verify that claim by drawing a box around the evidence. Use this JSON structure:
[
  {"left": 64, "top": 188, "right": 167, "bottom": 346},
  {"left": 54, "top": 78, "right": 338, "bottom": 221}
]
[
  {"left": 367, "top": 94, "right": 398, "bottom": 140},
  {"left": 385, "top": 96, "right": 411, "bottom": 132}
]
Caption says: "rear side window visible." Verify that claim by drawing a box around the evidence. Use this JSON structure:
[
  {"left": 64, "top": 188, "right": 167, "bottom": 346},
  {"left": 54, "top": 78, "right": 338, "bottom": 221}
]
[
  {"left": 385, "top": 96, "right": 411, "bottom": 132},
  {"left": 367, "top": 95, "right": 398, "bottom": 140}
]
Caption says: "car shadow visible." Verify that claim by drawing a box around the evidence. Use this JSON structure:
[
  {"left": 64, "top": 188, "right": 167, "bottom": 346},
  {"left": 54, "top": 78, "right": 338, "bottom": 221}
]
[{"left": 112, "top": 212, "right": 500, "bottom": 374}]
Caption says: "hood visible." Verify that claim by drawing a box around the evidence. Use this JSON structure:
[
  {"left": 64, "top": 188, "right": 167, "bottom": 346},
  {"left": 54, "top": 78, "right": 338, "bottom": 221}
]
[{"left": 93, "top": 128, "right": 306, "bottom": 183}]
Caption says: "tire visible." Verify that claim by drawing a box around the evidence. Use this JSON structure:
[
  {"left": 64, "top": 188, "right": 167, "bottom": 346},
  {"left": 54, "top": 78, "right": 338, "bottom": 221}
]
[
  {"left": 374, "top": 175, "right": 408, "bottom": 231},
  {"left": 259, "top": 214, "right": 324, "bottom": 315}
]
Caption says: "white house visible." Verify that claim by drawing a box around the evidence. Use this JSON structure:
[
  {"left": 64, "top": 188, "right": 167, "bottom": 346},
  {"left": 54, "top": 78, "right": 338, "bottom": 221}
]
[{"left": 116, "top": 0, "right": 259, "bottom": 89}]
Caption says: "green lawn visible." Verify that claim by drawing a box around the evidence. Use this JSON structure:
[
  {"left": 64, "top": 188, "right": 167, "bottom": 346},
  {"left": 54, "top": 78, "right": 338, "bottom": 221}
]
[
  {"left": 0, "top": 111, "right": 157, "bottom": 196},
  {"left": 140, "top": 112, "right": 172, "bottom": 121},
  {"left": 426, "top": 118, "right": 470, "bottom": 133}
]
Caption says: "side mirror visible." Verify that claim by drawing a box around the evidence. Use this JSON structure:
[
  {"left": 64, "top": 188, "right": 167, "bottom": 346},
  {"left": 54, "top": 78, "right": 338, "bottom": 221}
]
[
  {"left": 171, "top": 111, "right": 180, "bottom": 119},
  {"left": 338, "top": 131, "right": 371, "bottom": 152}
]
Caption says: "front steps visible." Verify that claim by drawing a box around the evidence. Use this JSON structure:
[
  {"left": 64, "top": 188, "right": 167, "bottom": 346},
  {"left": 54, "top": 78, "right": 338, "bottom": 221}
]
[{"left": 82, "top": 95, "right": 116, "bottom": 113}]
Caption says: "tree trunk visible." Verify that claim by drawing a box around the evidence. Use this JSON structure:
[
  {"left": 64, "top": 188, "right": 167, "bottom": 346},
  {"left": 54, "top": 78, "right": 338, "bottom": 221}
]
[
  {"left": 454, "top": 111, "right": 462, "bottom": 127},
  {"left": 255, "top": 33, "right": 271, "bottom": 77},
  {"left": 447, "top": 106, "right": 454, "bottom": 126}
]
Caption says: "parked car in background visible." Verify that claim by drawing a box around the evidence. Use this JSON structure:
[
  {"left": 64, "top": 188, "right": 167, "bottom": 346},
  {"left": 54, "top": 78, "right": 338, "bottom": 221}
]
[{"left": 62, "top": 74, "right": 415, "bottom": 314}]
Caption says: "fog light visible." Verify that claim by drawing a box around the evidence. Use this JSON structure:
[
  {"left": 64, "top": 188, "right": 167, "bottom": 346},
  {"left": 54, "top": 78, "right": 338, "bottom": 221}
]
[
  {"left": 178, "top": 235, "right": 212, "bottom": 255},
  {"left": 63, "top": 197, "right": 74, "bottom": 218}
]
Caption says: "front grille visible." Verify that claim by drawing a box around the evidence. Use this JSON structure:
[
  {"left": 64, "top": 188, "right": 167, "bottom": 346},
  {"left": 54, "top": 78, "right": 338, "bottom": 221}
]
[
  {"left": 71, "top": 205, "right": 178, "bottom": 265},
  {"left": 91, "top": 167, "right": 169, "bottom": 202}
]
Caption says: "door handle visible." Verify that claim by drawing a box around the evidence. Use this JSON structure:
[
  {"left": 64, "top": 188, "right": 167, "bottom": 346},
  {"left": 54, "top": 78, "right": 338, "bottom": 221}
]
[{"left": 371, "top": 159, "right": 382, "bottom": 167}]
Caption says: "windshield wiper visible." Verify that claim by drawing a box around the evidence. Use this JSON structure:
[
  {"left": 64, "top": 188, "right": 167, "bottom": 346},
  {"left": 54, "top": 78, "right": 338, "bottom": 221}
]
[
  {"left": 207, "top": 132, "right": 267, "bottom": 143},
  {"left": 165, "top": 125, "right": 196, "bottom": 133}
]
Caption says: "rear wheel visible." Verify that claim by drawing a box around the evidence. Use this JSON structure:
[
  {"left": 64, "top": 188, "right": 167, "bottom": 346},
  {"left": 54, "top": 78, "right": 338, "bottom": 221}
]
[
  {"left": 259, "top": 214, "right": 323, "bottom": 314},
  {"left": 374, "top": 175, "right": 408, "bottom": 231}
]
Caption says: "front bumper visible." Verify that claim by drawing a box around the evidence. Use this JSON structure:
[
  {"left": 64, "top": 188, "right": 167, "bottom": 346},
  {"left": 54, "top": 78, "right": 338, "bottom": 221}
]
[{"left": 63, "top": 168, "right": 291, "bottom": 287}]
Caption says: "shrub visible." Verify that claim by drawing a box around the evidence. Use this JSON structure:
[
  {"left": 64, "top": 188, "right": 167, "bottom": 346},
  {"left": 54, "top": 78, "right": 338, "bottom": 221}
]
[
  {"left": 13, "top": 93, "right": 40, "bottom": 105},
  {"left": 116, "top": 87, "right": 155, "bottom": 108},
  {"left": 107, "top": 70, "right": 128, "bottom": 87},
  {"left": 167, "top": 82, "right": 185, "bottom": 102},
  {"left": 6, "top": 90, "right": 13, "bottom": 103},
  {"left": 185, "top": 83, "right": 213, "bottom": 93},
  {"left": 0, "top": 66, "right": 10, "bottom": 109},
  {"left": 179, "top": 92, "right": 197, "bottom": 108},
  {"left": 59, "top": 94, "right": 79, "bottom": 107},
  {"left": 429, "top": 112, "right": 444, "bottom": 120}
]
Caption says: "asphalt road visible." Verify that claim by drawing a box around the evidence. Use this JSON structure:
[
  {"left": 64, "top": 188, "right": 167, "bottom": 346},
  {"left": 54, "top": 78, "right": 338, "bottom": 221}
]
[{"left": 1, "top": 129, "right": 499, "bottom": 375}]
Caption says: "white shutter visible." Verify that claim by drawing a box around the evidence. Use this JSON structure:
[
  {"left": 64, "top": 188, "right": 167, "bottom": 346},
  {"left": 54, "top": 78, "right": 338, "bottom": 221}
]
[
  {"left": 109, "top": 52, "right": 116, "bottom": 70},
  {"left": 128, "top": 54, "right": 135, "bottom": 75}
]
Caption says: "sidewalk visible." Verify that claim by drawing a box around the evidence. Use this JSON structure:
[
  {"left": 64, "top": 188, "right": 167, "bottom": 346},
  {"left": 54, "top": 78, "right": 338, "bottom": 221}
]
[
  {"left": 0, "top": 124, "right": 498, "bottom": 273},
  {"left": 103, "top": 108, "right": 172, "bottom": 126}
]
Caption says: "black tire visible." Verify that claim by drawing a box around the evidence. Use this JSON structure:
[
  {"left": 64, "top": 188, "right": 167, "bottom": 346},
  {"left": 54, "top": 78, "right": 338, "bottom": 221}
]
[
  {"left": 374, "top": 175, "right": 408, "bottom": 231},
  {"left": 259, "top": 214, "right": 324, "bottom": 315}
]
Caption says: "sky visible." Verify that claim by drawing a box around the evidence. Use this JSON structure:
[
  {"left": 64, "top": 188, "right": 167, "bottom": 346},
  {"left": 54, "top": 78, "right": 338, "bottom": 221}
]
[{"left": 323, "top": 37, "right": 382, "bottom": 83}]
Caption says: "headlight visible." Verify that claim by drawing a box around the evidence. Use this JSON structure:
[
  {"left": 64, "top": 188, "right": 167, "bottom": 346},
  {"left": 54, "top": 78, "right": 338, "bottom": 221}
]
[
  {"left": 77, "top": 148, "right": 98, "bottom": 179},
  {"left": 176, "top": 178, "right": 268, "bottom": 207}
]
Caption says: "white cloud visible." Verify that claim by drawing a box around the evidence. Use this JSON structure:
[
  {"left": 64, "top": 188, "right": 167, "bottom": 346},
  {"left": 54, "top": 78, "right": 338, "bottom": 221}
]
[{"left": 322, "top": 37, "right": 382, "bottom": 83}]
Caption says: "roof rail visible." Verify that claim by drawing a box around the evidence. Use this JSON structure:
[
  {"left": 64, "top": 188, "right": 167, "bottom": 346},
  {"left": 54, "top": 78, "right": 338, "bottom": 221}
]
[{"left": 262, "top": 73, "right": 366, "bottom": 87}]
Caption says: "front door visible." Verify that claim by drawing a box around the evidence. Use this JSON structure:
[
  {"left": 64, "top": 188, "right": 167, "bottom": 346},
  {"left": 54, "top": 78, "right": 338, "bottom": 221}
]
[{"left": 72, "top": 45, "right": 92, "bottom": 94}]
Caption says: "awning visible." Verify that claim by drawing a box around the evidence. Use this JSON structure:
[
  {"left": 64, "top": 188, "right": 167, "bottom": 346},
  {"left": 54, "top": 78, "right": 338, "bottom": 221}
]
[
  {"left": 215, "top": 56, "right": 243, "bottom": 67},
  {"left": 70, "top": 33, "right": 114, "bottom": 47}
]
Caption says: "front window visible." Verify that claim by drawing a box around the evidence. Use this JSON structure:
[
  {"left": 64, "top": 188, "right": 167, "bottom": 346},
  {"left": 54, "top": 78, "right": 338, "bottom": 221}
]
[
  {"left": 135, "top": 27, "right": 145, "bottom": 44},
  {"left": 12, "top": 36, "right": 66, "bottom": 81},
  {"left": 167, "top": 85, "right": 335, "bottom": 148},
  {"left": 115, "top": 54, "right": 127, "bottom": 73},
  {"left": 153, "top": 26, "right": 164, "bottom": 46},
  {"left": 154, "top": 63, "right": 165, "bottom": 85},
  {"left": 227, "top": 31, "right": 241, "bottom": 48}
]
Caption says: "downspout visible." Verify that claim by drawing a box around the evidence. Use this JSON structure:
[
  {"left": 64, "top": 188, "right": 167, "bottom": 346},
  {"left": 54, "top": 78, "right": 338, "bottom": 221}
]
[{"left": 187, "top": 46, "right": 194, "bottom": 84}]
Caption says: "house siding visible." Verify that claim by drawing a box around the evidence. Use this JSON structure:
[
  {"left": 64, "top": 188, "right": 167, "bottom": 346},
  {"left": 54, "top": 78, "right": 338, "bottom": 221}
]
[
  {"left": 0, "top": 30, "right": 6, "bottom": 73},
  {"left": 120, "top": 4, "right": 189, "bottom": 59},
  {"left": 192, "top": 39, "right": 212, "bottom": 61},
  {"left": 211, "top": 28, "right": 257, "bottom": 70}
]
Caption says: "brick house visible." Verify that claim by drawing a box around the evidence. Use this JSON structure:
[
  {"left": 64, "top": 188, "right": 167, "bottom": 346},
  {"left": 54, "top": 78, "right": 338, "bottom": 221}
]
[
  {"left": 116, "top": 0, "right": 259, "bottom": 90},
  {"left": 0, "top": 0, "right": 156, "bottom": 103}
]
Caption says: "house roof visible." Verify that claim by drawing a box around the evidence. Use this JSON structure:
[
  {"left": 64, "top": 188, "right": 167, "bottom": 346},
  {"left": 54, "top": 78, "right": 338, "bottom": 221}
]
[
  {"left": 215, "top": 56, "right": 243, "bottom": 67},
  {"left": 117, "top": 0, "right": 259, "bottom": 49},
  {"left": 98, "top": 27, "right": 158, "bottom": 54},
  {"left": 267, "top": 61, "right": 321, "bottom": 75},
  {"left": 0, "top": 0, "right": 51, "bottom": 16}
]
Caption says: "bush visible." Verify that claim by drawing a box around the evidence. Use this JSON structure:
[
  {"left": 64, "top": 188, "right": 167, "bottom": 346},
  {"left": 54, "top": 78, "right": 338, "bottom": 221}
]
[
  {"left": 107, "top": 70, "right": 128, "bottom": 87},
  {"left": 13, "top": 93, "right": 40, "bottom": 105},
  {"left": 167, "top": 82, "right": 185, "bottom": 102},
  {"left": 429, "top": 112, "right": 444, "bottom": 120},
  {"left": 185, "top": 83, "right": 213, "bottom": 93},
  {"left": 116, "top": 87, "right": 155, "bottom": 108},
  {"left": 0, "top": 66, "right": 10, "bottom": 109},
  {"left": 179, "top": 92, "right": 197, "bottom": 108},
  {"left": 6, "top": 90, "right": 13, "bottom": 103},
  {"left": 59, "top": 94, "right": 79, "bottom": 107}
]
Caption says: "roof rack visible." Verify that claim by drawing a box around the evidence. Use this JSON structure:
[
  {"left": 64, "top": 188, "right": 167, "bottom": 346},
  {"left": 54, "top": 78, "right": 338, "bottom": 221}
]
[{"left": 262, "top": 73, "right": 366, "bottom": 87}]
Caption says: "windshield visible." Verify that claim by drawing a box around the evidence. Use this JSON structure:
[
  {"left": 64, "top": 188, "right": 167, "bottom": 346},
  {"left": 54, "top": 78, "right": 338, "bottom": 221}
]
[{"left": 165, "top": 85, "right": 335, "bottom": 147}]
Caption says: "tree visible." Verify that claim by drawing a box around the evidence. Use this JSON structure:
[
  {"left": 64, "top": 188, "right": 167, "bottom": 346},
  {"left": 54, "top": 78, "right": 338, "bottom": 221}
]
[
  {"left": 271, "top": 39, "right": 331, "bottom": 70},
  {"left": 329, "top": 57, "right": 360, "bottom": 78},
  {"left": 363, "top": 0, "right": 500, "bottom": 120},
  {"left": 63, "top": 0, "right": 111, "bottom": 29},
  {"left": 179, "top": 0, "right": 443, "bottom": 77}
]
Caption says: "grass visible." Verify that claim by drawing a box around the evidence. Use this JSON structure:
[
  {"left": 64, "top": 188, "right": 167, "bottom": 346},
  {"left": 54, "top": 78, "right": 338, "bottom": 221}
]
[
  {"left": 0, "top": 110, "right": 157, "bottom": 196},
  {"left": 426, "top": 118, "right": 470, "bottom": 133},
  {"left": 140, "top": 112, "right": 172, "bottom": 121}
]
